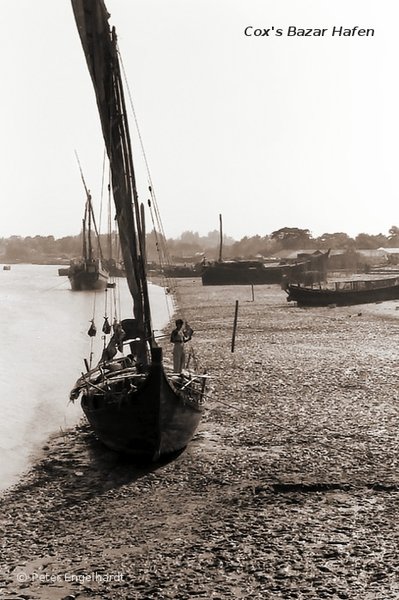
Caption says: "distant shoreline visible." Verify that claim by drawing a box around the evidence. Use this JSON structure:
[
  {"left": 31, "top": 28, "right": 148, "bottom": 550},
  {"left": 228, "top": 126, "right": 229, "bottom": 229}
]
[{"left": 0, "top": 259, "right": 71, "bottom": 266}]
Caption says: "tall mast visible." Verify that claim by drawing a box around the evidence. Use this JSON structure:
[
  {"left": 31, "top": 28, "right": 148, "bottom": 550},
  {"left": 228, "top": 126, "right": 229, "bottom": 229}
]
[
  {"left": 75, "top": 151, "right": 103, "bottom": 262},
  {"left": 82, "top": 213, "right": 87, "bottom": 261},
  {"left": 110, "top": 34, "right": 152, "bottom": 341},
  {"left": 87, "top": 194, "right": 93, "bottom": 260},
  {"left": 72, "top": 0, "right": 153, "bottom": 360},
  {"left": 108, "top": 183, "right": 112, "bottom": 260},
  {"left": 218, "top": 213, "right": 223, "bottom": 262}
]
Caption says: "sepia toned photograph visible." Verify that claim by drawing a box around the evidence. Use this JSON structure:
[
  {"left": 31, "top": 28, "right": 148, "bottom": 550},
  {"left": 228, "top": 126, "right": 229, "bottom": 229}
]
[{"left": 1, "top": 1, "right": 399, "bottom": 598}]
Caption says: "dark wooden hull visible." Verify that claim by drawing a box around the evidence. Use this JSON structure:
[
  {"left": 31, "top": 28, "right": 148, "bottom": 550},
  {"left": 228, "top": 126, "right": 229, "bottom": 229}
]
[
  {"left": 201, "top": 251, "right": 329, "bottom": 286},
  {"left": 163, "top": 266, "right": 202, "bottom": 278},
  {"left": 201, "top": 263, "right": 282, "bottom": 285},
  {"left": 201, "top": 263, "right": 324, "bottom": 286},
  {"left": 287, "top": 279, "right": 399, "bottom": 307},
  {"left": 81, "top": 349, "right": 203, "bottom": 460},
  {"left": 68, "top": 262, "right": 109, "bottom": 291},
  {"left": 202, "top": 252, "right": 330, "bottom": 286}
]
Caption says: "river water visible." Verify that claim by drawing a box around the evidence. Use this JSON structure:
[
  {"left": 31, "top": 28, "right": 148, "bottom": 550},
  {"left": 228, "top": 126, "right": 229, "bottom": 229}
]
[{"left": 0, "top": 264, "right": 173, "bottom": 491}]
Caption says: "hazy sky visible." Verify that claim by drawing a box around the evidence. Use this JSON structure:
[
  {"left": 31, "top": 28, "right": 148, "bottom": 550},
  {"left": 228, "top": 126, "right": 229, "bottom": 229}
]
[{"left": 1, "top": 0, "right": 398, "bottom": 241}]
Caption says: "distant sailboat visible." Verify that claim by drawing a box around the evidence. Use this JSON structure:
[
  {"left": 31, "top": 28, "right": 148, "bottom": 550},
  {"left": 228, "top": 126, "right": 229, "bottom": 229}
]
[{"left": 68, "top": 161, "right": 109, "bottom": 291}]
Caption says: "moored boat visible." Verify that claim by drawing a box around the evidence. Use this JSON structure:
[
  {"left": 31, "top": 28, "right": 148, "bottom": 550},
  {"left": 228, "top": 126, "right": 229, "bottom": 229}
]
[
  {"left": 68, "top": 162, "right": 109, "bottom": 291},
  {"left": 202, "top": 259, "right": 281, "bottom": 285},
  {"left": 202, "top": 251, "right": 330, "bottom": 286},
  {"left": 70, "top": 0, "right": 207, "bottom": 460},
  {"left": 286, "top": 276, "right": 399, "bottom": 307},
  {"left": 68, "top": 257, "right": 109, "bottom": 291}
]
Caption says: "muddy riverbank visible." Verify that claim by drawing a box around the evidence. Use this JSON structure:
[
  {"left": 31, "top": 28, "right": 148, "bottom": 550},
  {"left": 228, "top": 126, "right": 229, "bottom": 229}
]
[{"left": 2, "top": 280, "right": 399, "bottom": 599}]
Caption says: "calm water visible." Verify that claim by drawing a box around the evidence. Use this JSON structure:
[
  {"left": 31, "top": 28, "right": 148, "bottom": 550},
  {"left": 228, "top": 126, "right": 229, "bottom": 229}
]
[{"left": 0, "top": 264, "right": 173, "bottom": 491}]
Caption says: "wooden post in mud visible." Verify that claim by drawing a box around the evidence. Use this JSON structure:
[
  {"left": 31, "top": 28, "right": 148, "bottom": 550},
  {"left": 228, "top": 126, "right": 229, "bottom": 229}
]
[
  {"left": 231, "top": 300, "right": 239, "bottom": 352},
  {"left": 251, "top": 284, "right": 255, "bottom": 301}
]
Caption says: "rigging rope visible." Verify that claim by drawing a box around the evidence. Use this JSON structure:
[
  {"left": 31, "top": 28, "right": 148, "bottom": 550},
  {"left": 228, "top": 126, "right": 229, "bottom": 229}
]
[
  {"left": 98, "top": 149, "right": 107, "bottom": 242},
  {"left": 119, "top": 53, "right": 176, "bottom": 279},
  {"left": 89, "top": 336, "right": 95, "bottom": 369},
  {"left": 147, "top": 199, "right": 174, "bottom": 320},
  {"left": 119, "top": 51, "right": 191, "bottom": 330},
  {"left": 117, "top": 46, "right": 201, "bottom": 369},
  {"left": 92, "top": 290, "right": 97, "bottom": 321}
]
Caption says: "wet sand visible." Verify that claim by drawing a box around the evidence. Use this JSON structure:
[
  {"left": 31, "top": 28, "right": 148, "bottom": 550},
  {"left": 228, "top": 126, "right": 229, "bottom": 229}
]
[{"left": 2, "top": 279, "right": 399, "bottom": 599}]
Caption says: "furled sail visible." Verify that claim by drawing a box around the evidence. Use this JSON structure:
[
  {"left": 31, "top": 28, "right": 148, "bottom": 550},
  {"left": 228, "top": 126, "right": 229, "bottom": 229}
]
[{"left": 71, "top": 0, "right": 152, "bottom": 362}]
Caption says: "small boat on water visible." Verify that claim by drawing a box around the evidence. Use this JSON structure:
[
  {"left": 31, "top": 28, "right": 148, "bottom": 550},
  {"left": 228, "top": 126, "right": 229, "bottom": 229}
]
[
  {"left": 286, "top": 276, "right": 399, "bottom": 307},
  {"left": 3, "top": 265, "right": 11, "bottom": 271},
  {"left": 70, "top": 0, "right": 207, "bottom": 460},
  {"left": 68, "top": 257, "right": 108, "bottom": 291}
]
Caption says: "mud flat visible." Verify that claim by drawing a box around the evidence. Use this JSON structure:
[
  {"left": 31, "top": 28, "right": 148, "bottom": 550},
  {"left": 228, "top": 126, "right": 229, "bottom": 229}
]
[{"left": 2, "top": 279, "right": 399, "bottom": 599}]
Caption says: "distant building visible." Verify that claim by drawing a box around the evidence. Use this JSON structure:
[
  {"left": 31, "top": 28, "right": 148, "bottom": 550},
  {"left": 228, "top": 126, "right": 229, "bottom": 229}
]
[{"left": 379, "top": 247, "right": 399, "bottom": 264}]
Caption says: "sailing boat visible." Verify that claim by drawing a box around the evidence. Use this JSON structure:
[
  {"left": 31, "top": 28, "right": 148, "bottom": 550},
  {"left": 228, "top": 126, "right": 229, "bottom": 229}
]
[
  {"left": 70, "top": 0, "right": 206, "bottom": 459},
  {"left": 68, "top": 166, "right": 109, "bottom": 291},
  {"left": 286, "top": 275, "right": 399, "bottom": 307}
]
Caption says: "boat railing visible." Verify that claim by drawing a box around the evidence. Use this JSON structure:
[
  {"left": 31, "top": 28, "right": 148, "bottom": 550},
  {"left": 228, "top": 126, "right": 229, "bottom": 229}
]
[{"left": 334, "top": 277, "right": 399, "bottom": 291}]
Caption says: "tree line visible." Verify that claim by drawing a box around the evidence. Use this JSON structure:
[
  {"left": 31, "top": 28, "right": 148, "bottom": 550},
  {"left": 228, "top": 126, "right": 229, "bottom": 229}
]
[{"left": 1, "top": 226, "right": 399, "bottom": 263}]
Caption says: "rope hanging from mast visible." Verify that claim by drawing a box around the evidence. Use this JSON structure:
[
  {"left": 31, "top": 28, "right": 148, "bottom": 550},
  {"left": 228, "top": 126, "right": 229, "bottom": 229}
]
[
  {"left": 111, "top": 29, "right": 152, "bottom": 351},
  {"left": 119, "top": 55, "right": 174, "bottom": 274}
]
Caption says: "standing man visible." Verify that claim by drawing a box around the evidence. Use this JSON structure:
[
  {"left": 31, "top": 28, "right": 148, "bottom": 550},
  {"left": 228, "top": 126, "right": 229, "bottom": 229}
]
[{"left": 170, "top": 319, "right": 193, "bottom": 373}]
